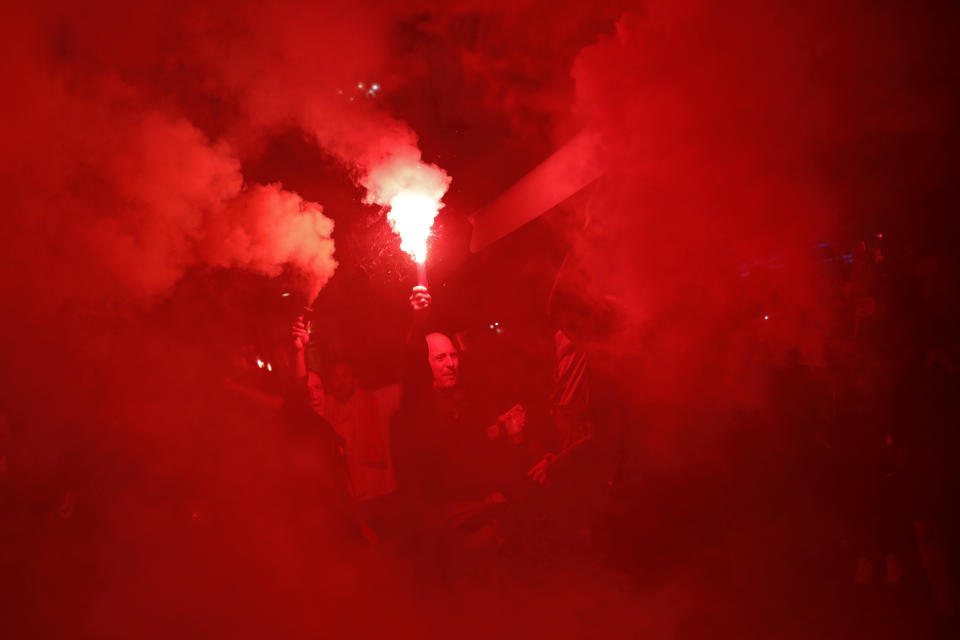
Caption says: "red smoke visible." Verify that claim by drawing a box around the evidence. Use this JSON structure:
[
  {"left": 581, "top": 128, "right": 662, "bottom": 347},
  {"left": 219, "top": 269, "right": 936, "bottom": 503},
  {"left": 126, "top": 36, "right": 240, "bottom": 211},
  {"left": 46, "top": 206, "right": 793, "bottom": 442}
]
[
  {"left": 557, "top": 0, "right": 956, "bottom": 406},
  {"left": 2, "top": 2, "right": 958, "bottom": 638},
  {"left": 0, "top": 1, "right": 452, "bottom": 308}
]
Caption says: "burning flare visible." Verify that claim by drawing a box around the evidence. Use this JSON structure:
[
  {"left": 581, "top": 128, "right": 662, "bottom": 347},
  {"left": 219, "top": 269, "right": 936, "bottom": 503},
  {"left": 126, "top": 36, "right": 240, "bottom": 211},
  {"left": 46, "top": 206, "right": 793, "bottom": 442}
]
[
  {"left": 361, "top": 152, "right": 451, "bottom": 267},
  {"left": 387, "top": 191, "right": 443, "bottom": 264}
]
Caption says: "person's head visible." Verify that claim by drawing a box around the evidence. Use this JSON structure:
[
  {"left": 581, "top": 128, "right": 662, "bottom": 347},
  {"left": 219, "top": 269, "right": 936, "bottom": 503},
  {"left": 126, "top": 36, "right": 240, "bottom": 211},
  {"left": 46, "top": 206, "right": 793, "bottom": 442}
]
[
  {"left": 306, "top": 370, "right": 325, "bottom": 414},
  {"left": 426, "top": 332, "right": 460, "bottom": 390},
  {"left": 323, "top": 362, "right": 358, "bottom": 403}
]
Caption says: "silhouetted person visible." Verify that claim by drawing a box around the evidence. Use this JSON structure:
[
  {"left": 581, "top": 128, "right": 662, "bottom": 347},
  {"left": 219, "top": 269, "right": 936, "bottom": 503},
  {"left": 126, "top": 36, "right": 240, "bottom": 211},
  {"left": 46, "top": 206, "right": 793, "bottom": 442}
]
[
  {"left": 391, "top": 286, "right": 533, "bottom": 579},
  {"left": 292, "top": 316, "right": 400, "bottom": 537},
  {"left": 286, "top": 313, "right": 366, "bottom": 543}
]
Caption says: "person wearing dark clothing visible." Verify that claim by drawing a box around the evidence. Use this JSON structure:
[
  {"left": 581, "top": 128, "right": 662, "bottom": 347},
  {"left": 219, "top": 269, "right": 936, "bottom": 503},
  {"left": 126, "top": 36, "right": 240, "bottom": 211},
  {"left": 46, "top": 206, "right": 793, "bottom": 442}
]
[
  {"left": 278, "top": 381, "right": 363, "bottom": 543},
  {"left": 393, "top": 361, "right": 527, "bottom": 517},
  {"left": 391, "top": 288, "right": 533, "bottom": 574}
]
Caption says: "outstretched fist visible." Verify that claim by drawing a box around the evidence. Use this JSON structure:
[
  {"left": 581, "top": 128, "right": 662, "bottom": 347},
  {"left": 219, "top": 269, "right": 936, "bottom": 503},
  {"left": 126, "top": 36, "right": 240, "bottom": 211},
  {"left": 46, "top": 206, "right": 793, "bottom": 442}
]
[
  {"left": 291, "top": 314, "right": 311, "bottom": 351},
  {"left": 409, "top": 286, "right": 431, "bottom": 312}
]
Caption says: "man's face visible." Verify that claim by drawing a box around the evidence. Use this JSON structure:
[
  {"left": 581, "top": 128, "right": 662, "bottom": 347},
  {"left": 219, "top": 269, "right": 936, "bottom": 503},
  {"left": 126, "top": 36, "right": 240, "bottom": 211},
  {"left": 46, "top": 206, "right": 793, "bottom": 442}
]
[
  {"left": 426, "top": 333, "right": 459, "bottom": 389},
  {"left": 324, "top": 363, "right": 357, "bottom": 403},
  {"left": 306, "top": 370, "right": 326, "bottom": 414}
]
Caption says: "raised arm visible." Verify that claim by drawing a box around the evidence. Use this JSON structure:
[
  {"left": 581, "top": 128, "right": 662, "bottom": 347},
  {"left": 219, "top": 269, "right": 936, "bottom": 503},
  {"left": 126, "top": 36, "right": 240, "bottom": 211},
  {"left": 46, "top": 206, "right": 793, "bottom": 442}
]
[{"left": 291, "top": 310, "right": 311, "bottom": 380}]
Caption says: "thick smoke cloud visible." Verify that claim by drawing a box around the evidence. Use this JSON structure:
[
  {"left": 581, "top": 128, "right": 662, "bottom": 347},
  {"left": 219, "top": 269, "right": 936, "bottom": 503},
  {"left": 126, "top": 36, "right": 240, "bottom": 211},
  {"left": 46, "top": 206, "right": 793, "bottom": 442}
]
[
  {"left": 0, "top": 1, "right": 452, "bottom": 309},
  {"left": 559, "top": 0, "right": 957, "bottom": 407},
  {"left": 2, "top": 2, "right": 957, "bottom": 637},
  {"left": 177, "top": 0, "right": 451, "bottom": 207},
  {"left": 0, "top": 8, "right": 331, "bottom": 307},
  {"left": 0, "top": 7, "right": 447, "bottom": 630}
]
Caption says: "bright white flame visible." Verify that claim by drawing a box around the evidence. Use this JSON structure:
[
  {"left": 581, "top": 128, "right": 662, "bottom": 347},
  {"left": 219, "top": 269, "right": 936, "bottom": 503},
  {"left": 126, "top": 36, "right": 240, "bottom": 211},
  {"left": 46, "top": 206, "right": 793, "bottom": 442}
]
[
  {"left": 362, "top": 154, "right": 451, "bottom": 263},
  {"left": 266, "top": 363, "right": 273, "bottom": 372},
  {"left": 256, "top": 358, "right": 264, "bottom": 368},
  {"left": 387, "top": 190, "right": 442, "bottom": 263}
]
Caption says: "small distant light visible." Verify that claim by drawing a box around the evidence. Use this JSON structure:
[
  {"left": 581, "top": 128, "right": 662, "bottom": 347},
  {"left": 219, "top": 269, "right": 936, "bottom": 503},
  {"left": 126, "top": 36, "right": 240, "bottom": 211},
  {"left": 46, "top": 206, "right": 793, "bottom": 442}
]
[
  {"left": 256, "top": 358, "right": 264, "bottom": 368},
  {"left": 876, "top": 233, "right": 883, "bottom": 239},
  {"left": 357, "top": 82, "right": 365, "bottom": 89},
  {"left": 489, "top": 324, "right": 494, "bottom": 329},
  {"left": 281, "top": 292, "right": 291, "bottom": 297},
  {"left": 266, "top": 363, "right": 272, "bottom": 372},
  {"left": 371, "top": 83, "right": 380, "bottom": 91},
  {"left": 763, "top": 315, "right": 769, "bottom": 320}
]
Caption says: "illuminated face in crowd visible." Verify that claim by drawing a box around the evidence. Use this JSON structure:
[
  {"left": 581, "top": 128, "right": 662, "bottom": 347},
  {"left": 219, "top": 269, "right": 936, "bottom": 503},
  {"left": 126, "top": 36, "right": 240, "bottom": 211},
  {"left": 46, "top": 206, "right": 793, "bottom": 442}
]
[
  {"left": 426, "top": 332, "right": 459, "bottom": 390},
  {"left": 306, "top": 370, "right": 326, "bottom": 414}
]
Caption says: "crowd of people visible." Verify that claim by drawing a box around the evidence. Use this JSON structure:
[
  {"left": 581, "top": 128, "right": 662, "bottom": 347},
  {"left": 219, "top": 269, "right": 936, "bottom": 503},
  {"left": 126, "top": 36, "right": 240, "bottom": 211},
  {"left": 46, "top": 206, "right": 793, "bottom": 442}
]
[
  {"left": 1, "top": 234, "right": 957, "bottom": 637},
  {"left": 282, "top": 285, "right": 565, "bottom": 571},
  {"left": 231, "top": 240, "right": 955, "bottom": 618},
  {"left": 263, "top": 238, "right": 959, "bottom": 623}
]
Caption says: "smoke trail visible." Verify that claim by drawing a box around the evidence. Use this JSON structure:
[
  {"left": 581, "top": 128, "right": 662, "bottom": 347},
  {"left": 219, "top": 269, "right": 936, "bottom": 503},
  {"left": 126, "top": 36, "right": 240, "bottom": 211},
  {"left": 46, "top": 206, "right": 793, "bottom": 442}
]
[
  {"left": 0, "top": 1, "right": 455, "bottom": 308},
  {"left": 0, "top": 5, "right": 340, "bottom": 307},
  {"left": 180, "top": 0, "right": 454, "bottom": 231}
]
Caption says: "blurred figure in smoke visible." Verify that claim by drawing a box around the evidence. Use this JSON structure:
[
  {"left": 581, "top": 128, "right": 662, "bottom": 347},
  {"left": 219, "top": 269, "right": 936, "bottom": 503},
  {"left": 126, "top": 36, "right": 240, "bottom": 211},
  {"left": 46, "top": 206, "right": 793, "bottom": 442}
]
[
  {"left": 513, "top": 257, "right": 627, "bottom": 552},
  {"left": 392, "top": 286, "right": 534, "bottom": 581},
  {"left": 279, "top": 312, "right": 367, "bottom": 544},
  {"left": 292, "top": 316, "right": 400, "bottom": 537}
]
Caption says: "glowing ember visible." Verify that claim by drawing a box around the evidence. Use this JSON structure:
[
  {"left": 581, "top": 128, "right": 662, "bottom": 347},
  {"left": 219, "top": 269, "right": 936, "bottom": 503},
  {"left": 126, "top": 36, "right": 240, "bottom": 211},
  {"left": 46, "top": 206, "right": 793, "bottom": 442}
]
[{"left": 387, "top": 190, "right": 443, "bottom": 264}]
